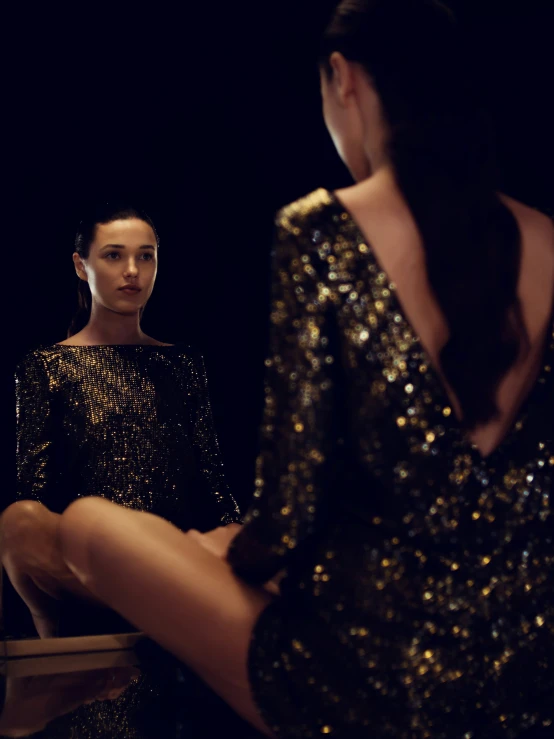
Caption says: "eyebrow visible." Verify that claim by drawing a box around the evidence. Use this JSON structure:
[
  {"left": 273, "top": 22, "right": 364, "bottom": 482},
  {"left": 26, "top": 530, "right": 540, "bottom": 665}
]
[{"left": 100, "top": 244, "right": 156, "bottom": 251}]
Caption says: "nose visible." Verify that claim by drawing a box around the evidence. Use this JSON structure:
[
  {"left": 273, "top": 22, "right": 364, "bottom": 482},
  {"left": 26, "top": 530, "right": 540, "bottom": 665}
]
[{"left": 123, "top": 259, "right": 139, "bottom": 279}]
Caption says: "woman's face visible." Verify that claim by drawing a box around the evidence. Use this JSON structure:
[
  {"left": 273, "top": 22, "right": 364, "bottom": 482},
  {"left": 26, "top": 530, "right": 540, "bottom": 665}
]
[{"left": 74, "top": 218, "right": 158, "bottom": 315}]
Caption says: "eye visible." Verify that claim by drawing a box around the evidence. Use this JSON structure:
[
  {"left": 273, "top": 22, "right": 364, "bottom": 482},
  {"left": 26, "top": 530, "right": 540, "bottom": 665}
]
[
  {"left": 105, "top": 252, "right": 120, "bottom": 260},
  {"left": 141, "top": 253, "right": 155, "bottom": 261}
]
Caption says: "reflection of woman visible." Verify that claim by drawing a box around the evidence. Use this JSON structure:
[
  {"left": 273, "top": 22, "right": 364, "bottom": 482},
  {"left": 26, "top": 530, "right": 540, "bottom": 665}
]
[
  {"left": 4, "top": 0, "right": 554, "bottom": 736},
  {"left": 12, "top": 204, "right": 241, "bottom": 737},
  {"left": 0, "top": 667, "right": 137, "bottom": 738},
  {"left": 16, "top": 203, "right": 240, "bottom": 535}
]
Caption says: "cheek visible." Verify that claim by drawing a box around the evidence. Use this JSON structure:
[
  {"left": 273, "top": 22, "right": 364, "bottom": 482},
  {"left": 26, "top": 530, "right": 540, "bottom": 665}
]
[
  {"left": 323, "top": 97, "right": 337, "bottom": 138},
  {"left": 326, "top": 107, "right": 368, "bottom": 179},
  {"left": 87, "top": 262, "right": 113, "bottom": 294},
  {"left": 327, "top": 120, "right": 350, "bottom": 165},
  {"left": 324, "top": 101, "right": 349, "bottom": 157},
  {"left": 139, "top": 263, "right": 157, "bottom": 296}
]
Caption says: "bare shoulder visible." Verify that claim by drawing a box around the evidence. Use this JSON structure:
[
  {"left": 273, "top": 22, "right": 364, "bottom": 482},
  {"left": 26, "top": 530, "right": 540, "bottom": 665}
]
[
  {"left": 500, "top": 194, "right": 554, "bottom": 242},
  {"left": 55, "top": 334, "right": 174, "bottom": 347},
  {"left": 501, "top": 196, "right": 554, "bottom": 329},
  {"left": 56, "top": 334, "right": 87, "bottom": 346},
  {"left": 142, "top": 336, "right": 174, "bottom": 347},
  {"left": 338, "top": 173, "right": 418, "bottom": 228},
  {"left": 335, "top": 177, "right": 391, "bottom": 215},
  {"left": 335, "top": 175, "right": 422, "bottom": 252}
]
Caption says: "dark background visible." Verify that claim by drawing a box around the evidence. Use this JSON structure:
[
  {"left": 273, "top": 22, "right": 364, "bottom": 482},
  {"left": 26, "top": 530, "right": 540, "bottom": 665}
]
[{"left": 4, "top": 0, "right": 553, "bottom": 513}]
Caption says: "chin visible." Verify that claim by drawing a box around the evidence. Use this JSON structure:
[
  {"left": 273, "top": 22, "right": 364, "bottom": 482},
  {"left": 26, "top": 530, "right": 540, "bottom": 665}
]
[
  {"left": 111, "top": 304, "right": 142, "bottom": 317},
  {"left": 116, "top": 295, "right": 144, "bottom": 308}
]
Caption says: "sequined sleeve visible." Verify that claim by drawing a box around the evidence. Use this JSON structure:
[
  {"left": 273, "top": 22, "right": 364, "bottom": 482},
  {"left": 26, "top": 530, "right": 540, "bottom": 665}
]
[
  {"left": 189, "top": 352, "right": 242, "bottom": 525},
  {"left": 15, "top": 352, "right": 54, "bottom": 503},
  {"left": 227, "top": 212, "right": 337, "bottom": 584}
]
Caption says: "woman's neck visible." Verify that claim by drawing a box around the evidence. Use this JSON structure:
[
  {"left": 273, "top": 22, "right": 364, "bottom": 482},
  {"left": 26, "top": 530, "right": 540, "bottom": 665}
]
[{"left": 79, "top": 305, "right": 147, "bottom": 345}]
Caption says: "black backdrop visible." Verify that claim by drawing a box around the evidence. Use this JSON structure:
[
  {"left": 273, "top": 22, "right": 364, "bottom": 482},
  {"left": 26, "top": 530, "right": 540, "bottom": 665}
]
[{"left": 4, "top": 0, "right": 553, "bottom": 513}]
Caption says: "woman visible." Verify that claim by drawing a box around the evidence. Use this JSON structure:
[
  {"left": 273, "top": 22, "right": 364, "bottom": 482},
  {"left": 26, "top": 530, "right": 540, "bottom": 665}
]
[
  {"left": 0, "top": 666, "right": 138, "bottom": 738},
  {"left": 4, "top": 0, "right": 554, "bottom": 736},
  {"left": 16, "top": 203, "right": 240, "bottom": 537},
  {"left": 10, "top": 203, "right": 242, "bottom": 737}
]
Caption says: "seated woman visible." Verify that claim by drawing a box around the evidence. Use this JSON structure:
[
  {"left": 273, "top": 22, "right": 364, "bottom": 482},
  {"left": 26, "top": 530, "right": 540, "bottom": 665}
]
[
  {"left": 9, "top": 203, "right": 241, "bottom": 737},
  {"left": 3, "top": 0, "right": 554, "bottom": 736}
]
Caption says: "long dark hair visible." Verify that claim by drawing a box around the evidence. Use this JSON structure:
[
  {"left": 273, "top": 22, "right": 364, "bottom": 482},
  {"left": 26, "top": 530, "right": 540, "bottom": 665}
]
[
  {"left": 320, "top": 0, "right": 527, "bottom": 429},
  {"left": 68, "top": 204, "right": 159, "bottom": 338}
]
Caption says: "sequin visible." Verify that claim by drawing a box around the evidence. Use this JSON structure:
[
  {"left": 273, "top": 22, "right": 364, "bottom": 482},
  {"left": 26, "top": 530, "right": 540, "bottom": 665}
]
[
  {"left": 227, "top": 189, "right": 554, "bottom": 737},
  {"left": 15, "top": 343, "right": 241, "bottom": 738},
  {"left": 15, "top": 344, "right": 240, "bottom": 526}
]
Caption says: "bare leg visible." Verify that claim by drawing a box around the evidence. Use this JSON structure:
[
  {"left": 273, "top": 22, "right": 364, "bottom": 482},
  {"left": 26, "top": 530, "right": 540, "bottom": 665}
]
[
  {"left": 60, "top": 497, "right": 276, "bottom": 737},
  {"left": 1, "top": 501, "right": 104, "bottom": 637}
]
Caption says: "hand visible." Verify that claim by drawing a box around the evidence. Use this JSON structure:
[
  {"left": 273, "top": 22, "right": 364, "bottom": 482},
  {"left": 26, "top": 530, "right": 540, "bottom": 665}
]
[
  {"left": 0, "top": 667, "right": 139, "bottom": 737},
  {"left": 1, "top": 502, "right": 103, "bottom": 638},
  {"left": 187, "top": 524, "right": 285, "bottom": 597},
  {"left": 263, "top": 570, "right": 286, "bottom": 597},
  {"left": 187, "top": 523, "right": 242, "bottom": 559}
]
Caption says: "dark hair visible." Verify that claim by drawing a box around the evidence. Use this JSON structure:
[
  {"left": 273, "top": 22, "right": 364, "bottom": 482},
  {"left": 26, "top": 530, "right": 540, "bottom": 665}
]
[
  {"left": 68, "top": 204, "right": 159, "bottom": 338},
  {"left": 320, "top": 0, "right": 527, "bottom": 429}
]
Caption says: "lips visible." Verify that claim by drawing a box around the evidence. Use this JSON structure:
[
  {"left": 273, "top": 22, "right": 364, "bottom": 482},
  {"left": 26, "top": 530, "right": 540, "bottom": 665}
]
[{"left": 119, "top": 286, "right": 141, "bottom": 294}]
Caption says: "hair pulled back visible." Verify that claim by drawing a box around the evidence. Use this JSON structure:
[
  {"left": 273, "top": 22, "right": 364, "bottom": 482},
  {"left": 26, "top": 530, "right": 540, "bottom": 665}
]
[
  {"left": 321, "top": 0, "right": 526, "bottom": 428},
  {"left": 68, "top": 204, "right": 159, "bottom": 338}
]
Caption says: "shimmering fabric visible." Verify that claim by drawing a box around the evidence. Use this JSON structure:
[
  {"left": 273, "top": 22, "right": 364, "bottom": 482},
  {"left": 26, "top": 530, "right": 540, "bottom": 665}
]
[
  {"left": 16, "top": 344, "right": 241, "bottom": 528},
  {"left": 228, "top": 189, "right": 554, "bottom": 738},
  {"left": 14, "top": 344, "right": 241, "bottom": 739}
]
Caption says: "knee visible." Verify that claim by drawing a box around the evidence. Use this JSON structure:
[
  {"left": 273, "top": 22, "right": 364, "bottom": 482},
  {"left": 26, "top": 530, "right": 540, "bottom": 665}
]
[
  {"left": 1, "top": 500, "right": 49, "bottom": 558},
  {"left": 60, "top": 496, "right": 108, "bottom": 547},
  {"left": 62, "top": 495, "right": 111, "bottom": 522},
  {"left": 2, "top": 499, "right": 45, "bottom": 527}
]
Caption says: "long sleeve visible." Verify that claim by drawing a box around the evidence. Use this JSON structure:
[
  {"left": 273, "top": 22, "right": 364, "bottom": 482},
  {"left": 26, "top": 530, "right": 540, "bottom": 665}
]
[
  {"left": 15, "top": 352, "right": 54, "bottom": 505},
  {"left": 188, "top": 352, "right": 242, "bottom": 526},
  {"left": 227, "top": 210, "right": 339, "bottom": 584}
]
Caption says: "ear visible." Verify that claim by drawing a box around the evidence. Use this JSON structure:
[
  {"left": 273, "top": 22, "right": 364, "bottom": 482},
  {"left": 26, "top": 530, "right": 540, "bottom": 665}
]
[
  {"left": 328, "top": 52, "right": 356, "bottom": 107},
  {"left": 73, "top": 253, "right": 88, "bottom": 282}
]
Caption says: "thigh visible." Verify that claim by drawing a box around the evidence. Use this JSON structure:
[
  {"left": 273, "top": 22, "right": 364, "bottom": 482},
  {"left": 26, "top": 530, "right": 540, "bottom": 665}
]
[{"left": 59, "top": 498, "right": 275, "bottom": 737}]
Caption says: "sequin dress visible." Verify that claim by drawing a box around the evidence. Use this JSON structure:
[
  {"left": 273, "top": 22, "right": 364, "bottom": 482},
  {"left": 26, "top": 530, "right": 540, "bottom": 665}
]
[
  {"left": 14, "top": 343, "right": 241, "bottom": 739},
  {"left": 227, "top": 189, "right": 554, "bottom": 739}
]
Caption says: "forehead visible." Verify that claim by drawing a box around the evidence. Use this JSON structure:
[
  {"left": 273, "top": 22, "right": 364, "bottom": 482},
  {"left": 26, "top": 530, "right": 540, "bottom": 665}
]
[{"left": 93, "top": 218, "right": 157, "bottom": 248}]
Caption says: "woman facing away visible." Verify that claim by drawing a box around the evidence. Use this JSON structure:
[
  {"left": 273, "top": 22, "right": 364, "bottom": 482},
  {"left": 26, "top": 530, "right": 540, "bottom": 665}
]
[
  {"left": 8, "top": 203, "right": 241, "bottom": 737},
  {"left": 3, "top": 0, "right": 554, "bottom": 736}
]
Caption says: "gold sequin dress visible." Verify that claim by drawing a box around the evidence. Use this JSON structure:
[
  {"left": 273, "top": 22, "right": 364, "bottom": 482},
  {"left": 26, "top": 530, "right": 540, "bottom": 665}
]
[
  {"left": 14, "top": 343, "right": 241, "bottom": 738},
  {"left": 227, "top": 189, "right": 554, "bottom": 739}
]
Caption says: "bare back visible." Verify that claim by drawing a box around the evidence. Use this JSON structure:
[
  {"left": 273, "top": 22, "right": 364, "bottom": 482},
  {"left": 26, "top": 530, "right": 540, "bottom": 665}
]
[{"left": 336, "top": 171, "right": 554, "bottom": 457}]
